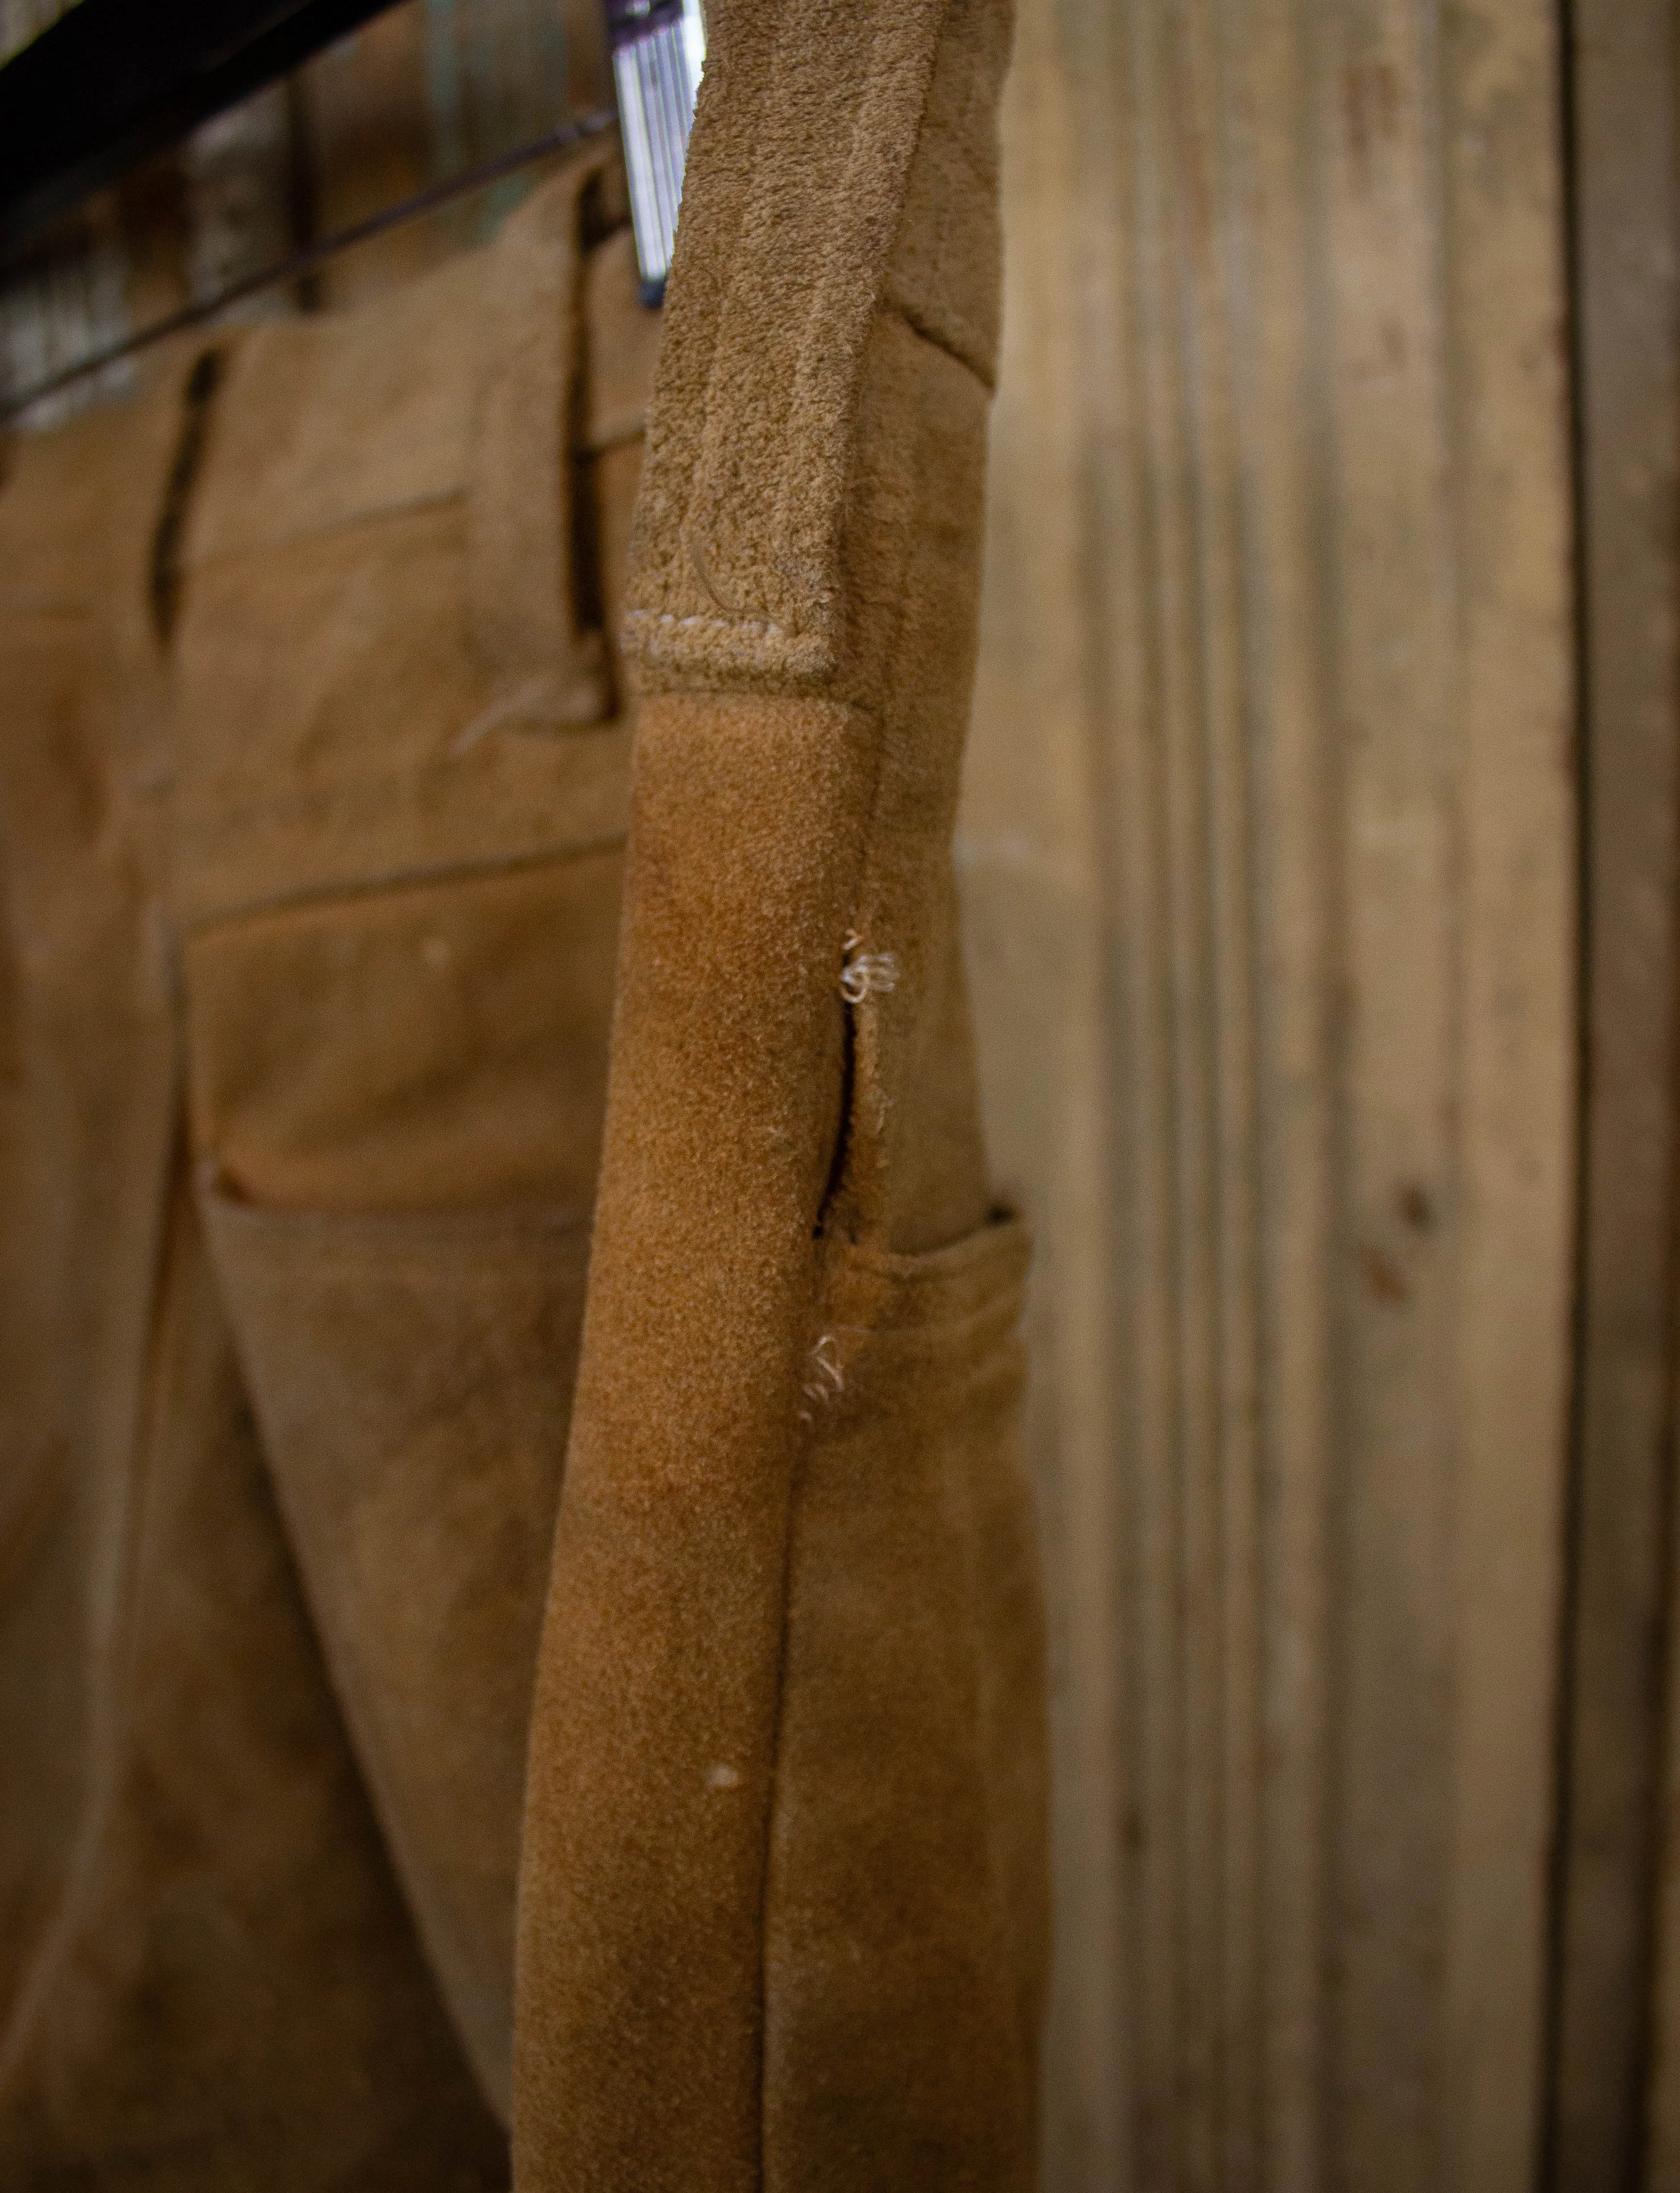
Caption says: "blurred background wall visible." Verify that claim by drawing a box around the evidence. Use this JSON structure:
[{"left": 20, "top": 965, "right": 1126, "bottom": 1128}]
[
  {"left": 960, "top": 3, "right": 1575, "bottom": 2188},
  {"left": 5, "top": 2, "right": 1680, "bottom": 2189}
]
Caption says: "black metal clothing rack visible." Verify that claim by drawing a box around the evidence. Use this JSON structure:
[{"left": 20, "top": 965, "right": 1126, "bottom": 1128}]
[
  {"left": 0, "top": 0, "right": 408, "bottom": 261},
  {"left": 0, "top": 1, "right": 635, "bottom": 424},
  {"left": 0, "top": 105, "right": 620, "bottom": 422}
]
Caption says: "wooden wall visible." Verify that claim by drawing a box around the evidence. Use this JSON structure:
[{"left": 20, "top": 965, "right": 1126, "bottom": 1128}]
[{"left": 956, "top": 2, "right": 1577, "bottom": 2188}]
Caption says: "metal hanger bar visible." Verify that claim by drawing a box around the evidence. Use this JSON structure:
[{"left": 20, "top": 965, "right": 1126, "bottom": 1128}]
[
  {"left": 0, "top": 0, "right": 411, "bottom": 260},
  {"left": 0, "top": 105, "right": 620, "bottom": 424}
]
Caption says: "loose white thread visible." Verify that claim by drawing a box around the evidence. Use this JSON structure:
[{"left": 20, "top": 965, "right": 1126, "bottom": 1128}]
[
  {"left": 639, "top": 609, "right": 790, "bottom": 637},
  {"left": 840, "top": 929, "right": 899, "bottom": 1005},
  {"left": 796, "top": 1333, "right": 846, "bottom": 1427}
]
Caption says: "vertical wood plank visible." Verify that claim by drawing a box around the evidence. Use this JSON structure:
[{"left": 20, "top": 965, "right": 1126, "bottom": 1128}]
[
  {"left": 1437, "top": 6, "right": 1575, "bottom": 2187},
  {"left": 1318, "top": 7, "right": 1460, "bottom": 2184},
  {"left": 957, "top": 4, "right": 1130, "bottom": 2181},
  {"left": 1214, "top": 11, "right": 1340, "bottom": 2181},
  {"left": 1552, "top": 0, "right": 1680, "bottom": 2182}
]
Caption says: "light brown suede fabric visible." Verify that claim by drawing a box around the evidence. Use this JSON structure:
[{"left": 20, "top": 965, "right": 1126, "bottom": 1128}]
[
  {"left": 0, "top": 368, "right": 509, "bottom": 2192},
  {"left": 513, "top": 3, "right": 1050, "bottom": 2188},
  {"left": 0, "top": 385, "right": 185, "bottom": 2088},
  {"left": 0, "top": 147, "right": 656, "bottom": 2184},
  {"left": 176, "top": 150, "right": 652, "bottom": 2127},
  {"left": 0, "top": 37, "right": 1042, "bottom": 2178}
]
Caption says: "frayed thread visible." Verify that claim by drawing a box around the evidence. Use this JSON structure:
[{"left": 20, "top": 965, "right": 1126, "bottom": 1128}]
[
  {"left": 796, "top": 1333, "right": 845, "bottom": 1427},
  {"left": 840, "top": 929, "right": 899, "bottom": 1004}
]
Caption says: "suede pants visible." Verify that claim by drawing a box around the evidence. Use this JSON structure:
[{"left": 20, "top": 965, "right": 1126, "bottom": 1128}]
[
  {"left": 0, "top": 151, "right": 650, "bottom": 2188},
  {"left": 0, "top": 5, "right": 1048, "bottom": 2183},
  {"left": 516, "top": 3, "right": 1049, "bottom": 2187}
]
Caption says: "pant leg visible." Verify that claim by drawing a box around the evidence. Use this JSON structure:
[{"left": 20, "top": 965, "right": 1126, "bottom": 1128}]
[
  {"left": 171, "top": 159, "right": 656, "bottom": 2124},
  {"left": 0, "top": 368, "right": 507, "bottom": 2193}
]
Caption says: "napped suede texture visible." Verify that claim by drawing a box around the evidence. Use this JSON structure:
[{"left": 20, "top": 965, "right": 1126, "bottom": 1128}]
[
  {"left": 0, "top": 368, "right": 508, "bottom": 2192},
  {"left": 513, "top": 2, "right": 1050, "bottom": 2190},
  {"left": 0, "top": 146, "right": 655, "bottom": 2185},
  {"left": 0, "top": 8, "right": 1049, "bottom": 2180}
]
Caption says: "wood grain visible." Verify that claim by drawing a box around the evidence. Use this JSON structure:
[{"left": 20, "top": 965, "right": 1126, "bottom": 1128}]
[
  {"left": 1562, "top": 1, "right": 1680, "bottom": 2187},
  {"left": 958, "top": 1, "right": 1574, "bottom": 2184}
]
